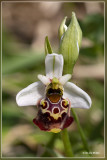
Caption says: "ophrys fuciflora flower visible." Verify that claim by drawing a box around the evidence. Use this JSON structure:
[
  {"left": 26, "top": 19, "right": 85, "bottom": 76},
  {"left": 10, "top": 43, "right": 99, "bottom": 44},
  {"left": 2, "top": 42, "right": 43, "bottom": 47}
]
[{"left": 16, "top": 53, "right": 91, "bottom": 133}]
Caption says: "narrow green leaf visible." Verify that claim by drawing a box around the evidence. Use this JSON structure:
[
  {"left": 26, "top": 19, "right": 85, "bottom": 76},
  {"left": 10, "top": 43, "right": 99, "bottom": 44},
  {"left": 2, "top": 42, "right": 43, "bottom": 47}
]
[
  {"left": 44, "top": 36, "right": 53, "bottom": 55},
  {"left": 2, "top": 52, "right": 44, "bottom": 74}
]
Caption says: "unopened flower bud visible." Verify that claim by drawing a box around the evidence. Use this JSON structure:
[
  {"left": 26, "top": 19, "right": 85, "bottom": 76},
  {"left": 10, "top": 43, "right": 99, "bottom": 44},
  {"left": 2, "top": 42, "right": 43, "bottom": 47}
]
[
  {"left": 58, "top": 16, "right": 67, "bottom": 39},
  {"left": 59, "top": 12, "right": 82, "bottom": 74}
]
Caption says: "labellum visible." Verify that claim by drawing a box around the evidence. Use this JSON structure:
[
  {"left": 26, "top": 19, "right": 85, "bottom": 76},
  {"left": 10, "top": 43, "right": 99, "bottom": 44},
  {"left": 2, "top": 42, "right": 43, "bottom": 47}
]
[{"left": 33, "top": 79, "right": 73, "bottom": 133}]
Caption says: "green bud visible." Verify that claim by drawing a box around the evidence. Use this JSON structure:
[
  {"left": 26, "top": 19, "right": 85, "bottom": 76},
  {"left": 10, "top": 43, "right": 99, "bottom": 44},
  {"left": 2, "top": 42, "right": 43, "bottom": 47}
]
[
  {"left": 44, "top": 36, "right": 53, "bottom": 55},
  {"left": 59, "top": 12, "right": 82, "bottom": 74},
  {"left": 58, "top": 16, "right": 67, "bottom": 39}
]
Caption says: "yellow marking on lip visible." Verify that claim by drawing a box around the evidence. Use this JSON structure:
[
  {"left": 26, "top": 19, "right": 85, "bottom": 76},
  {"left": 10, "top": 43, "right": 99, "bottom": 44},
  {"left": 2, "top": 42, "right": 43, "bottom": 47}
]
[
  {"left": 61, "top": 100, "right": 69, "bottom": 109},
  {"left": 41, "top": 108, "right": 50, "bottom": 113},
  {"left": 49, "top": 128, "right": 61, "bottom": 133},
  {"left": 41, "top": 109, "right": 61, "bottom": 120},
  {"left": 64, "top": 99, "right": 68, "bottom": 106},
  {"left": 41, "top": 100, "right": 45, "bottom": 106},
  {"left": 41, "top": 108, "right": 68, "bottom": 120},
  {"left": 50, "top": 112, "right": 61, "bottom": 120}
]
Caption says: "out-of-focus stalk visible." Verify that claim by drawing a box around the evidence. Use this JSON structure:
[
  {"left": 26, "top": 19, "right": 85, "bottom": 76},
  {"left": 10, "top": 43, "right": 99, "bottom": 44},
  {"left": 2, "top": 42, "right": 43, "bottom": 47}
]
[{"left": 61, "top": 129, "right": 74, "bottom": 157}]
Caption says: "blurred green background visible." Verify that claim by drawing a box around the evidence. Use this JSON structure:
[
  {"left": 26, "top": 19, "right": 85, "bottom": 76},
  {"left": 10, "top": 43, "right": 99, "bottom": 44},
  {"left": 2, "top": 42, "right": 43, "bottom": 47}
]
[{"left": 2, "top": 2, "right": 104, "bottom": 157}]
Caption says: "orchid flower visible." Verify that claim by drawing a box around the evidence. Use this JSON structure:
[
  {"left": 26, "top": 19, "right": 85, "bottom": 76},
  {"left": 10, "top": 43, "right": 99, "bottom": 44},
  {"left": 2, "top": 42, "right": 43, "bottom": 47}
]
[{"left": 16, "top": 53, "right": 92, "bottom": 133}]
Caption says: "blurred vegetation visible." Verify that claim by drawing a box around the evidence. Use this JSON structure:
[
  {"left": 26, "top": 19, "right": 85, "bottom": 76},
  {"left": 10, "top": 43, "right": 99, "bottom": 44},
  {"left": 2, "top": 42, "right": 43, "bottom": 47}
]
[{"left": 2, "top": 2, "right": 104, "bottom": 158}]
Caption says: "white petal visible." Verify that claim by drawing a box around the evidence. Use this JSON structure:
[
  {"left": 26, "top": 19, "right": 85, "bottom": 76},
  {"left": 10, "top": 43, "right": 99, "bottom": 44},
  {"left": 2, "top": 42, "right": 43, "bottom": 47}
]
[
  {"left": 45, "top": 53, "right": 63, "bottom": 79},
  {"left": 16, "top": 81, "right": 45, "bottom": 106},
  {"left": 63, "top": 82, "right": 92, "bottom": 109},
  {"left": 38, "top": 74, "right": 50, "bottom": 85},
  {"left": 59, "top": 74, "right": 72, "bottom": 85}
]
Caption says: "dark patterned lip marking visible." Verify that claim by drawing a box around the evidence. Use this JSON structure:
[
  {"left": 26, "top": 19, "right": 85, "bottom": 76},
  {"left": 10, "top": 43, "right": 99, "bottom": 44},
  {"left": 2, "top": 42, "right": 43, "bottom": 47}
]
[
  {"left": 40, "top": 100, "right": 49, "bottom": 109},
  {"left": 61, "top": 100, "right": 69, "bottom": 109},
  {"left": 46, "top": 88, "right": 63, "bottom": 103},
  {"left": 33, "top": 97, "right": 74, "bottom": 133},
  {"left": 53, "top": 107, "right": 59, "bottom": 114},
  {"left": 33, "top": 109, "right": 74, "bottom": 132},
  {"left": 42, "top": 102, "right": 47, "bottom": 109}
]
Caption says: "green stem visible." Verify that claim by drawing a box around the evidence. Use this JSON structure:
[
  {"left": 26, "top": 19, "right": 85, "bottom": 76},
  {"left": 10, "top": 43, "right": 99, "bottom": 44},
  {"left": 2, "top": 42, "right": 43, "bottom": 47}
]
[
  {"left": 71, "top": 108, "right": 89, "bottom": 152},
  {"left": 61, "top": 128, "right": 74, "bottom": 157}
]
